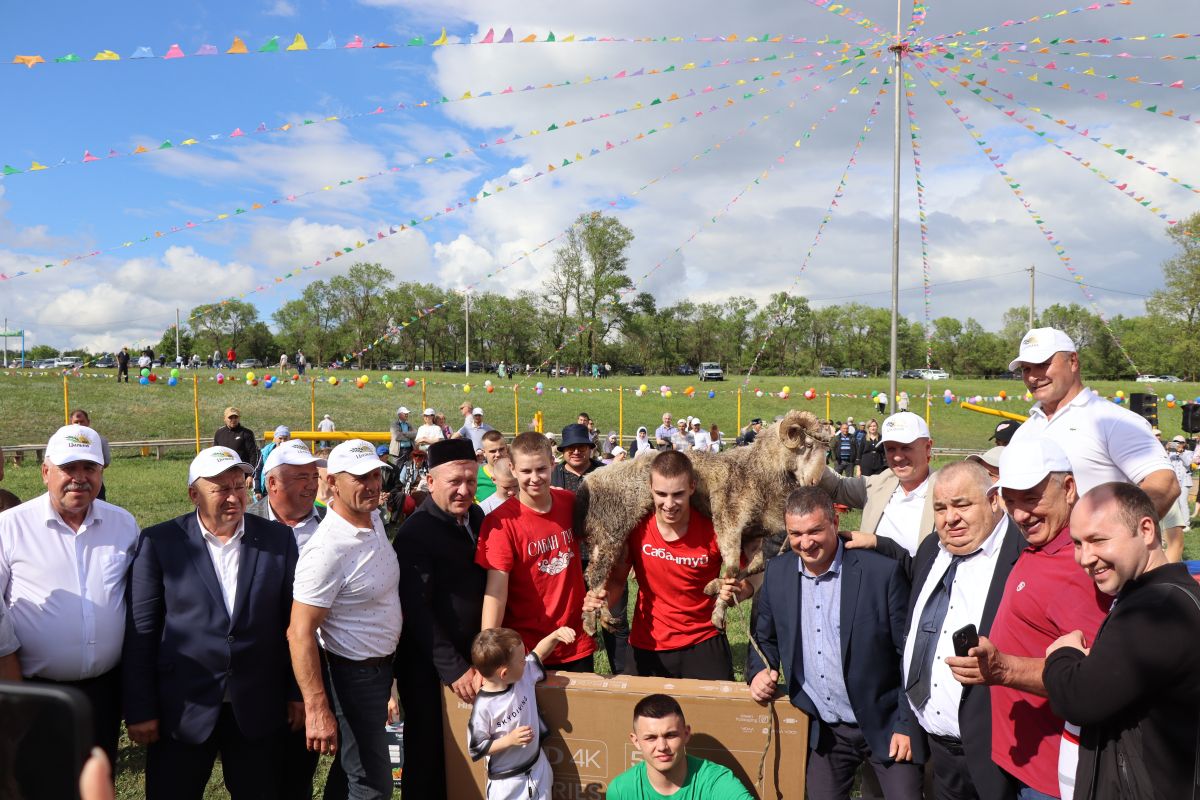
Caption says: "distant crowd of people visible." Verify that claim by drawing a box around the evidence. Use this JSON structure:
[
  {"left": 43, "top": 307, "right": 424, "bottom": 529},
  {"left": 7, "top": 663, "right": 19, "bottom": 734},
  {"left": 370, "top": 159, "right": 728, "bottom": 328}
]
[{"left": 1, "top": 326, "right": 1198, "bottom": 800}]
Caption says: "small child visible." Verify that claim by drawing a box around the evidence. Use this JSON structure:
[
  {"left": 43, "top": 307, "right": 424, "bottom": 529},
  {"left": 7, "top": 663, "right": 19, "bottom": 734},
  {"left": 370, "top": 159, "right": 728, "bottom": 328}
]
[{"left": 467, "top": 625, "right": 576, "bottom": 800}]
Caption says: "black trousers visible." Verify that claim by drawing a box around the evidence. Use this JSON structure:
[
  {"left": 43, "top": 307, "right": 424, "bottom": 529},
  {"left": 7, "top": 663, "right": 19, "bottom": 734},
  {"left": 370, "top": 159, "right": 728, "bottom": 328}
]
[
  {"left": 282, "top": 726, "right": 319, "bottom": 800},
  {"left": 926, "top": 734, "right": 979, "bottom": 800},
  {"left": 27, "top": 666, "right": 121, "bottom": 769},
  {"left": 806, "top": 720, "right": 922, "bottom": 800},
  {"left": 396, "top": 661, "right": 447, "bottom": 800},
  {"left": 631, "top": 633, "right": 734, "bottom": 681},
  {"left": 145, "top": 704, "right": 283, "bottom": 800},
  {"left": 601, "top": 588, "right": 630, "bottom": 674}
]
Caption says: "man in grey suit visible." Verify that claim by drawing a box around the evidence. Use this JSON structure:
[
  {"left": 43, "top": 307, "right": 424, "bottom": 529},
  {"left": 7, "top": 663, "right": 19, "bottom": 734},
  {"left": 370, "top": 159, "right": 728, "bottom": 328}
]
[{"left": 819, "top": 412, "right": 936, "bottom": 564}]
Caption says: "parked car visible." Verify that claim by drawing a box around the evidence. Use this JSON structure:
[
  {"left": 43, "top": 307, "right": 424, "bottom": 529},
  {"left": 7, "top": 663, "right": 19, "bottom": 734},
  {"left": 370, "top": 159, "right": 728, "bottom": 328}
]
[
  {"left": 389, "top": 362, "right": 409, "bottom": 371},
  {"left": 33, "top": 359, "right": 56, "bottom": 369},
  {"left": 899, "top": 369, "right": 922, "bottom": 379},
  {"left": 698, "top": 362, "right": 724, "bottom": 381},
  {"left": 1136, "top": 374, "right": 1161, "bottom": 382},
  {"left": 676, "top": 364, "right": 696, "bottom": 375},
  {"left": 917, "top": 368, "right": 950, "bottom": 380},
  {"left": 53, "top": 356, "right": 83, "bottom": 368},
  {"left": 623, "top": 364, "right": 646, "bottom": 376},
  {"left": 838, "top": 368, "right": 860, "bottom": 378},
  {"left": 818, "top": 366, "right": 838, "bottom": 378},
  {"left": 94, "top": 356, "right": 116, "bottom": 368},
  {"left": 1158, "top": 375, "right": 1183, "bottom": 383},
  {"left": 238, "top": 358, "right": 262, "bottom": 369},
  {"left": 440, "top": 360, "right": 462, "bottom": 372}
]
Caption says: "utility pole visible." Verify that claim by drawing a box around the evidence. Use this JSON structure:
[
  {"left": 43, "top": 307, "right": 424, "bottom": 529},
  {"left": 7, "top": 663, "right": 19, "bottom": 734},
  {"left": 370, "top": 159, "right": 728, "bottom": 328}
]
[
  {"left": 1027, "top": 266, "right": 1036, "bottom": 329},
  {"left": 887, "top": 1, "right": 906, "bottom": 410},
  {"left": 464, "top": 290, "right": 470, "bottom": 378},
  {"left": 2, "top": 318, "right": 6, "bottom": 367},
  {"left": 175, "top": 308, "right": 181, "bottom": 362}
]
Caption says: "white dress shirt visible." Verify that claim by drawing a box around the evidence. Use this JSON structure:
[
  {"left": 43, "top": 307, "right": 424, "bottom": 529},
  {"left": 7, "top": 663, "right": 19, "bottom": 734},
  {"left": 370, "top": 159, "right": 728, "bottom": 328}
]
[
  {"left": 265, "top": 501, "right": 322, "bottom": 550},
  {"left": 0, "top": 603, "right": 19, "bottom": 657},
  {"left": 903, "top": 516, "right": 1009, "bottom": 738},
  {"left": 0, "top": 493, "right": 139, "bottom": 680},
  {"left": 875, "top": 477, "right": 930, "bottom": 557},
  {"left": 293, "top": 507, "right": 402, "bottom": 659},
  {"left": 197, "top": 513, "right": 245, "bottom": 616},
  {"left": 1013, "top": 387, "right": 1171, "bottom": 495}
]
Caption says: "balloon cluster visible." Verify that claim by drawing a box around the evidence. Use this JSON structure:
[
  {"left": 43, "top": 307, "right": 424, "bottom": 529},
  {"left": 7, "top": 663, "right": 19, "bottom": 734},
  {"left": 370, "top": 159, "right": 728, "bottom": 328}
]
[
  {"left": 779, "top": 386, "right": 791, "bottom": 400},
  {"left": 804, "top": 388, "right": 817, "bottom": 400},
  {"left": 485, "top": 380, "right": 494, "bottom": 394},
  {"left": 536, "top": 381, "right": 545, "bottom": 396},
  {"left": 1113, "top": 389, "right": 1125, "bottom": 405}
]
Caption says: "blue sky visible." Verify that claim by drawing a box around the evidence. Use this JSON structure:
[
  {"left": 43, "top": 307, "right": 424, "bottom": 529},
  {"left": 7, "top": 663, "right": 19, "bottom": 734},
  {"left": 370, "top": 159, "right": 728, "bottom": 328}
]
[{"left": 2, "top": 0, "right": 1197, "bottom": 353}]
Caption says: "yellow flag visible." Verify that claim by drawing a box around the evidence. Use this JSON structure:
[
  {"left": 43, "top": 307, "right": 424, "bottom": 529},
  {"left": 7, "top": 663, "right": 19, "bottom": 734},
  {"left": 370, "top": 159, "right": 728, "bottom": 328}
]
[{"left": 287, "top": 34, "right": 308, "bottom": 51}]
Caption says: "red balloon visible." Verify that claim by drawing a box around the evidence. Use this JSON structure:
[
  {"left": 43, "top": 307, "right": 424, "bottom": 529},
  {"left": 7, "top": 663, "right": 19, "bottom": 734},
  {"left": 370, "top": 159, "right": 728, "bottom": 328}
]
[
  {"left": 148, "top": 373, "right": 157, "bottom": 382},
  {"left": 249, "top": 379, "right": 258, "bottom": 387}
]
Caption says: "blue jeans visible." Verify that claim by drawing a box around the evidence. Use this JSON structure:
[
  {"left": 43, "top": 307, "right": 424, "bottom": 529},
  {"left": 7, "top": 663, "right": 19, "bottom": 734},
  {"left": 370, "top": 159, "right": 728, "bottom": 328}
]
[
  {"left": 321, "top": 655, "right": 394, "bottom": 800},
  {"left": 1017, "top": 786, "right": 1058, "bottom": 800}
]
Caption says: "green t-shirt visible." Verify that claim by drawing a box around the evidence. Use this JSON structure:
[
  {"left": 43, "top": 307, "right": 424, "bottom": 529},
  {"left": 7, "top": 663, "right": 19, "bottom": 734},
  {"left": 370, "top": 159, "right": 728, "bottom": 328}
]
[
  {"left": 606, "top": 755, "right": 754, "bottom": 800},
  {"left": 475, "top": 464, "right": 496, "bottom": 501}
]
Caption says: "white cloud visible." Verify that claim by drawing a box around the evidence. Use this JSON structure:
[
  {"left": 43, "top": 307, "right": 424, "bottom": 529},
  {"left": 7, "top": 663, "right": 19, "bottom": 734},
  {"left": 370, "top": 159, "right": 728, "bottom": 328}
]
[{"left": 264, "top": 0, "right": 296, "bottom": 17}]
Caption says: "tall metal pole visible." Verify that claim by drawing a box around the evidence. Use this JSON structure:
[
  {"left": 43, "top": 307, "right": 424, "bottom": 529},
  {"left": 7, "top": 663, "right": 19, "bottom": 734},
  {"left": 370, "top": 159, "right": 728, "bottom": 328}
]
[
  {"left": 888, "top": 1, "right": 904, "bottom": 412},
  {"left": 175, "top": 308, "right": 181, "bottom": 362},
  {"left": 464, "top": 291, "right": 470, "bottom": 378},
  {"left": 1028, "top": 265, "right": 1036, "bottom": 329},
  {"left": 3, "top": 318, "right": 6, "bottom": 367}
]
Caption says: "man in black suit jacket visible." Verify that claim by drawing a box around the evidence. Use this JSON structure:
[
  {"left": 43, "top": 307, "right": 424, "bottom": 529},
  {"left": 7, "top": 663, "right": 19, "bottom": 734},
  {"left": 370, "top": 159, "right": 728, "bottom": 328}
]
[
  {"left": 749, "top": 486, "right": 924, "bottom": 800},
  {"left": 393, "top": 439, "right": 487, "bottom": 800},
  {"left": 124, "top": 447, "right": 300, "bottom": 800},
  {"left": 904, "top": 461, "right": 1021, "bottom": 800}
]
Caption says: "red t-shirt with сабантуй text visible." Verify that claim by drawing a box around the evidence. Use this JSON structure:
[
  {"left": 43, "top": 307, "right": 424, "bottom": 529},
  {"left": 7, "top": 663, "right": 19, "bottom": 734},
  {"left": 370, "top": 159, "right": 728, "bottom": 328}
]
[
  {"left": 475, "top": 487, "right": 595, "bottom": 666},
  {"left": 625, "top": 511, "right": 727, "bottom": 652}
]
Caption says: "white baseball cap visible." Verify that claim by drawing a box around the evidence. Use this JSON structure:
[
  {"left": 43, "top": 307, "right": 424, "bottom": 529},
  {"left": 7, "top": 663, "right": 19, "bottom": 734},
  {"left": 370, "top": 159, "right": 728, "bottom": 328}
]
[
  {"left": 692, "top": 418, "right": 702, "bottom": 427},
  {"left": 422, "top": 407, "right": 436, "bottom": 416},
  {"left": 45, "top": 424, "right": 106, "bottom": 467},
  {"left": 880, "top": 412, "right": 930, "bottom": 444},
  {"left": 396, "top": 406, "right": 410, "bottom": 415},
  {"left": 1008, "top": 327, "right": 1077, "bottom": 372},
  {"left": 327, "top": 439, "right": 389, "bottom": 476},
  {"left": 188, "top": 446, "right": 253, "bottom": 486},
  {"left": 965, "top": 446, "right": 1006, "bottom": 469},
  {"left": 264, "top": 439, "right": 328, "bottom": 475},
  {"left": 995, "top": 436, "right": 1073, "bottom": 493},
  {"left": 611, "top": 446, "right": 626, "bottom": 456},
  {"left": 472, "top": 407, "right": 484, "bottom": 416}
]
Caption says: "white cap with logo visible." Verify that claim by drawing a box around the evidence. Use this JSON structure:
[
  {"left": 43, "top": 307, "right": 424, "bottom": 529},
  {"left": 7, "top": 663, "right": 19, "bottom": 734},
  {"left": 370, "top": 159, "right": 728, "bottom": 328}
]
[
  {"left": 880, "top": 412, "right": 930, "bottom": 444},
  {"left": 45, "top": 424, "right": 106, "bottom": 467},
  {"left": 396, "top": 406, "right": 410, "bottom": 415},
  {"left": 264, "top": 439, "right": 328, "bottom": 475},
  {"left": 472, "top": 407, "right": 484, "bottom": 416},
  {"left": 188, "top": 446, "right": 254, "bottom": 486},
  {"left": 994, "top": 436, "right": 1073, "bottom": 494},
  {"left": 1008, "top": 327, "right": 1077, "bottom": 372},
  {"left": 327, "top": 439, "right": 389, "bottom": 476}
]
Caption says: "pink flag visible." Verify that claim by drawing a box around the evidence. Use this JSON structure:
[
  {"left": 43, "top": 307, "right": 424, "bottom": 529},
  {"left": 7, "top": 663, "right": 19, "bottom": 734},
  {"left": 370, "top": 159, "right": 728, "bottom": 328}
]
[
  {"left": 480, "top": 27, "right": 495, "bottom": 43},
  {"left": 164, "top": 44, "right": 185, "bottom": 59}
]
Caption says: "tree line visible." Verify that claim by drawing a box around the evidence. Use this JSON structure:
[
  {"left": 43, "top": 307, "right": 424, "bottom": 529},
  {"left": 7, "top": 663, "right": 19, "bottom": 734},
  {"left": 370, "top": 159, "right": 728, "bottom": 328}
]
[{"left": 20, "top": 212, "right": 1200, "bottom": 380}]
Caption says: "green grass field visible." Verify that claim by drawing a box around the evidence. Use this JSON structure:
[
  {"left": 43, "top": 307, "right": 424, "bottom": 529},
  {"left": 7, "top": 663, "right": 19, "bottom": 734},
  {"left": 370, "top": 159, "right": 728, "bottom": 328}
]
[{"left": 3, "top": 368, "right": 1198, "bottom": 798}]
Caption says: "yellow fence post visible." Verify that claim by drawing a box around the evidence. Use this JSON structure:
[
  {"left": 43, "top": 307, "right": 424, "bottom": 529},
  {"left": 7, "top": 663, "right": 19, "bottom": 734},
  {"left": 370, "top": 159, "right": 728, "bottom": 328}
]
[
  {"left": 513, "top": 385, "right": 519, "bottom": 437},
  {"left": 826, "top": 391, "right": 831, "bottom": 421},
  {"left": 63, "top": 373, "right": 70, "bottom": 425},
  {"left": 310, "top": 378, "right": 317, "bottom": 453},
  {"left": 193, "top": 374, "right": 201, "bottom": 453},
  {"left": 619, "top": 386, "right": 624, "bottom": 447},
  {"left": 421, "top": 377, "right": 427, "bottom": 413}
]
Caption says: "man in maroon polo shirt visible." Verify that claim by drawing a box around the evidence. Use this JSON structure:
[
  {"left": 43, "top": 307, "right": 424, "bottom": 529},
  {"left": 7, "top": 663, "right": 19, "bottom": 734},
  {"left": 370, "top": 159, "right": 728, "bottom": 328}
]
[{"left": 947, "top": 437, "right": 1112, "bottom": 800}]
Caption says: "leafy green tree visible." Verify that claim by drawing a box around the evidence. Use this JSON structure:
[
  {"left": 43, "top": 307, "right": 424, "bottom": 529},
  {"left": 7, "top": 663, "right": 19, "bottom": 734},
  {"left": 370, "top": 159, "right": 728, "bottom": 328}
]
[{"left": 188, "top": 299, "right": 259, "bottom": 356}]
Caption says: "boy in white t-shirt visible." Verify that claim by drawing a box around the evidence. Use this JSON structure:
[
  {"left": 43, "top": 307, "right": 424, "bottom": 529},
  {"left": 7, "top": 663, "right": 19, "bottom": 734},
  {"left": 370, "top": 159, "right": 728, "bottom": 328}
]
[{"left": 467, "top": 626, "right": 576, "bottom": 800}]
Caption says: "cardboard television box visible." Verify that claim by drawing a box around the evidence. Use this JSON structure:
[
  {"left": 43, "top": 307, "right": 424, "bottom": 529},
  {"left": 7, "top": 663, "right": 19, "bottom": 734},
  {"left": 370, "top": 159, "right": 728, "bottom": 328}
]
[{"left": 443, "top": 672, "right": 808, "bottom": 799}]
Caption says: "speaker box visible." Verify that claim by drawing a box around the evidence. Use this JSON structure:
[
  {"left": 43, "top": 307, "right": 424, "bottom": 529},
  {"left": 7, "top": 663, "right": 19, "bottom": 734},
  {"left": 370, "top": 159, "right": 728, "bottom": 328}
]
[
  {"left": 1129, "top": 393, "right": 1158, "bottom": 428},
  {"left": 1183, "top": 403, "right": 1200, "bottom": 434}
]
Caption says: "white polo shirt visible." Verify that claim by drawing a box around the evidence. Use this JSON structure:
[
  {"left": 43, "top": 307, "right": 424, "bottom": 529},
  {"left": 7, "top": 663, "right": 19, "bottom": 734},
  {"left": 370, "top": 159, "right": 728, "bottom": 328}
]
[
  {"left": 265, "top": 501, "right": 322, "bottom": 550},
  {"left": 903, "top": 516, "right": 1009, "bottom": 738},
  {"left": 293, "top": 507, "right": 401, "bottom": 659},
  {"left": 0, "top": 493, "right": 139, "bottom": 680},
  {"left": 1013, "top": 388, "right": 1171, "bottom": 495}
]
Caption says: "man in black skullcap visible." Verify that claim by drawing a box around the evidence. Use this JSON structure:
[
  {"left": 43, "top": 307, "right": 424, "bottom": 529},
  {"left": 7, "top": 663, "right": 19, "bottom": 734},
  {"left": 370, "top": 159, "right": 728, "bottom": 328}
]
[
  {"left": 989, "top": 419, "right": 1020, "bottom": 446},
  {"left": 392, "top": 438, "right": 485, "bottom": 800}
]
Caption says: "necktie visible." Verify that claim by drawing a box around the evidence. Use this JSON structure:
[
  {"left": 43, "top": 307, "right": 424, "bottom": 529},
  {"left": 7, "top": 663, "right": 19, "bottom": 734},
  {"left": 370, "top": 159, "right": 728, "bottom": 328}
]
[{"left": 906, "top": 551, "right": 978, "bottom": 709}]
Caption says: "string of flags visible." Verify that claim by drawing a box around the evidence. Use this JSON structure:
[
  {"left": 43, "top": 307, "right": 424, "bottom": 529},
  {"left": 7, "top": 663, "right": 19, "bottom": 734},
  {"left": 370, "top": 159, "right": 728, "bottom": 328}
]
[
  {"left": 934, "top": 59, "right": 1200, "bottom": 195},
  {"left": 743, "top": 80, "right": 886, "bottom": 387},
  {"left": 344, "top": 61, "right": 872, "bottom": 365},
  {"left": 922, "top": 1, "right": 1135, "bottom": 43},
  {"left": 9, "top": 29, "right": 885, "bottom": 69},
  {"left": 3, "top": 48, "right": 823, "bottom": 180},
  {"left": 6, "top": 63, "right": 833, "bottom": 284},
  {"left": 904, "top": 74, "right": 937, "bottom": 374},
  {"left": 915, "top": 62, "right": 1140, "bottom": 372}
]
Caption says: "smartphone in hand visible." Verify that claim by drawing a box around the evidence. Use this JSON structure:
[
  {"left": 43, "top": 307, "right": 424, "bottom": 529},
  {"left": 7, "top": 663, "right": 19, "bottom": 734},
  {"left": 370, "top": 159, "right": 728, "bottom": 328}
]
[
  {"left": 0, "top": 681, "right": 93, "bottom": 800},
  {"left": 952, "top": 624, "right": 980, "bottom": 658}
]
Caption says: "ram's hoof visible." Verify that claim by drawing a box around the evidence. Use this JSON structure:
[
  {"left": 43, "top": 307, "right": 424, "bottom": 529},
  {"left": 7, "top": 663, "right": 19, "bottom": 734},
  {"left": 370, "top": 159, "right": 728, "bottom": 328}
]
[
  {"left": 711, "top": 600, "right": 728, "bottom": 631},
  {"left": 582, "top": 609, "right": 598, "bottom": 636}
]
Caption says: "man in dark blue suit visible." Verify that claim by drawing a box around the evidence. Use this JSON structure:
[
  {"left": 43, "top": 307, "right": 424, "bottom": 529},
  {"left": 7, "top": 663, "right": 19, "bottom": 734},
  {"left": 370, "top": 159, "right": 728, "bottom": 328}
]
[
  {"left": 748, "top": 486, "right": 923, "bottom": 799},
  {"left": 124, "top": 446, "right": 300, "bottom": 800}
]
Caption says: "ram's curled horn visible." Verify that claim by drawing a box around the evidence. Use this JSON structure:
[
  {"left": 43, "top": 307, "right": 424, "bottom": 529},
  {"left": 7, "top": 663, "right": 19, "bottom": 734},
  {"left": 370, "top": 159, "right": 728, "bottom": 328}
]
[{"left": 779, "top": 410, "right": 811, "bottom": 448}]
